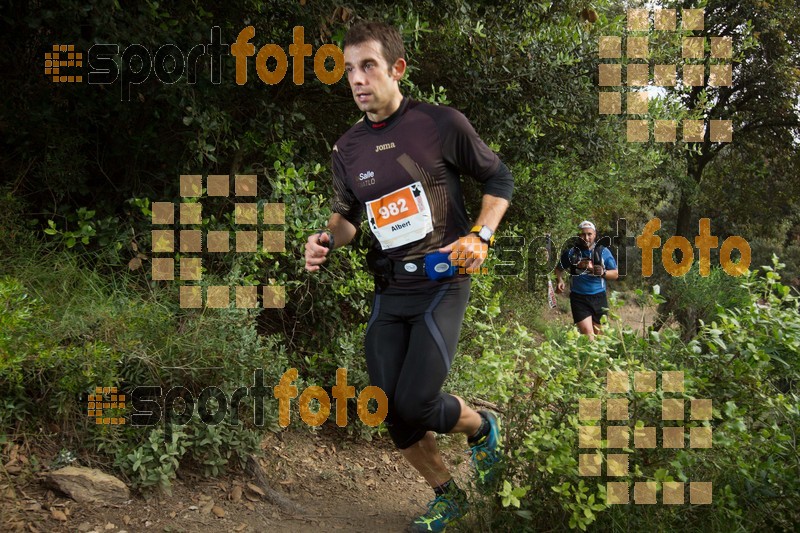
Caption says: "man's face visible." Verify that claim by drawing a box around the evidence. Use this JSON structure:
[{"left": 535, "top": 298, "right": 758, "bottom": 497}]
[
  {"left": 579, "top": 228, "right": 596, "bottom": 248},
  {"left": 344, "top": 40, "right": 405, "bottom": 122}
]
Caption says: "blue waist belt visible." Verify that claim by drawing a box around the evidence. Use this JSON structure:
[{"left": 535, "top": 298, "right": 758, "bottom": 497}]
[{"left": 392, "top": 252, "right": 457, "bottom": 280}]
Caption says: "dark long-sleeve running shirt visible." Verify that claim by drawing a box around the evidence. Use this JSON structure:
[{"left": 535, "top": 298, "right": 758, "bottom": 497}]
[{"left": 331, "top": 97, "right": 513, "bottom": 287}]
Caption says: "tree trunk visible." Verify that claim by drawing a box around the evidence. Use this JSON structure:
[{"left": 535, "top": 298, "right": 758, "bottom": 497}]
[
  {"left": 676, "top": 148, "right": 708, "bottom": 239},
  {"left": 675, "top": 193, "right": 693, "bottom": 240}
]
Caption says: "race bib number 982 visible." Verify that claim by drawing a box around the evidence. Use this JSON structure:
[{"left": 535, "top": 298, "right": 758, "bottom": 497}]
[{"left": 366, "top": 182, "right": 433, "bottom": 250}]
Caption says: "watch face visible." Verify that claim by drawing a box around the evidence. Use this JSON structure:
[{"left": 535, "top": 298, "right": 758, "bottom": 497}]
[{"left": 479, "top": 226, "right": 493, "bottom": 242}]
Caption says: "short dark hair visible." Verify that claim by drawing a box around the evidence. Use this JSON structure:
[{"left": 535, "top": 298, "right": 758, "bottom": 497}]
[{"left": 344, "top": 21, "right": 405, "bottom": 70}]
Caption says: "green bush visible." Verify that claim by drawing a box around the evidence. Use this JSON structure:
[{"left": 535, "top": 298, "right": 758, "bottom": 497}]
[
  {"left": 459, "top": 258, "right": 799, "bottom": 532},
  {"left": 657, "top": 263, "right": 751, "bottom": 339},
  {"left": 0, "top": 242, "right": 282, "bottom": 492}
]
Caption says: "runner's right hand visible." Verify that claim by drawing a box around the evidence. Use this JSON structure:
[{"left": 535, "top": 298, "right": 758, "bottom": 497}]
[
  {"left": 556, "top": 280, "right": 566, "bottom": 294},
  {"left": 304, "top": 232, "right": 331, "bottom": 272}
]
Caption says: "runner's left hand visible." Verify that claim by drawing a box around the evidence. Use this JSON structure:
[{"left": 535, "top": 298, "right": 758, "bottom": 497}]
[{"left": 439, "top": 235, "right": 488, "bottom": 274}]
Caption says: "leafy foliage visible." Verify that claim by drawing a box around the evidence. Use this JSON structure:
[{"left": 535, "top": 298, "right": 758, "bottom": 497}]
[{"left": 462, "top": 259, "right": 799, "bottom": 531}]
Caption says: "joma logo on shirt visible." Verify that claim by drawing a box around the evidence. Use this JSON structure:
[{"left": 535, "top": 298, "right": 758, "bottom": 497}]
[{"left": 375, "top": 142, "right": 396, "bottom": 153}]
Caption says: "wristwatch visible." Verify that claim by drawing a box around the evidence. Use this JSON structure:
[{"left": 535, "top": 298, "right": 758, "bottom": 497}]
[{"left": 470, "top": 225, "right": 495, "bottom": 247}]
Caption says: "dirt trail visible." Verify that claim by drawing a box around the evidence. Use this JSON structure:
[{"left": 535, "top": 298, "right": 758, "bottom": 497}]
[
  {"left": 549, "top": 291, "right": 659, "bottom": 335},
  {"left": 1, "top": 427, "right": 475, "bottom": 533}
]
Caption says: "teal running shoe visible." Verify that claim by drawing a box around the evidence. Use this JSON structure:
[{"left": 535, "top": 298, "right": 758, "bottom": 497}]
[
  {"left": 469, "top": 410, "right": 502, "bottom": 491},
  {"left": 409, "top": 485, "right": 469, "bottom": 532}
]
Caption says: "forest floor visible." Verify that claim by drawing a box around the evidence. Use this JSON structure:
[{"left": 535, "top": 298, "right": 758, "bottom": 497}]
[
  {"left": 2, "top": 427, "right": 474, "bottom": 533},
  {"left": 0, "top": 294, "right": 657, "bottom": 533}
]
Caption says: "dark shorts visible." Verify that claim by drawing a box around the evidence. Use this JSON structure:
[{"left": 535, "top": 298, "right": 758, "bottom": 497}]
[
  {"left": 570, "top": 292, "right": 609, "bottom": 324},
  {"left": 364, "top": 279, "right": 470, "bottom": 449}
]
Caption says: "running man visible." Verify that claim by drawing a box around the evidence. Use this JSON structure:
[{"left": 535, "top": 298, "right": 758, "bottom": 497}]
[
  {"left": 304, "top": 21, "right": 513, "bottom": 531},
  {"left": 555, "top": 221, "right": 619, "bottom": 340}
]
